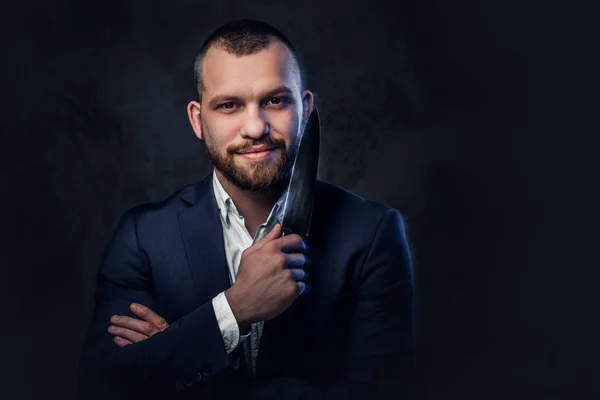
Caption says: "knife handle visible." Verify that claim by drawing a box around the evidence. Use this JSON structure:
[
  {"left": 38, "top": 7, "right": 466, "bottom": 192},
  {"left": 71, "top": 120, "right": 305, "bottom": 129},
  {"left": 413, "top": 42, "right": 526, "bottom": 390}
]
[{"left": 281, "top": 227, "right": 294, "bottom": 237}]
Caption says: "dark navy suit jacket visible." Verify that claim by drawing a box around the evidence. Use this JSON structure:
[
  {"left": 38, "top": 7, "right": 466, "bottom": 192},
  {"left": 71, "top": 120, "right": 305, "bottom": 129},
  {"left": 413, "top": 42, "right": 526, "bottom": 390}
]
[{"left": 79, "top": 173, "right": 414, "bottom": 400}]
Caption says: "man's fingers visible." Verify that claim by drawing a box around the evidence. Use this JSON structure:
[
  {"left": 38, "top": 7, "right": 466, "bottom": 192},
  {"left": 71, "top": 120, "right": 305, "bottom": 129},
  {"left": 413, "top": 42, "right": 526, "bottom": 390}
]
[
  {"left": 107, "top": 325, "right": 148, "bottom": 343},
  {"left": 296, "top": 281, "right": 310, "bottom": 296},
  {"left": 130, "top": 303, "right": 168, "bottom": 331},
  {"left": 285, "top": 253, "right": 308, "bottom": 269},
  {"left": 278, "top": 234, "right": 308, "bottom": 254},
  {"left": 110, "top": 315, "right": 161, "bottom": 337},
  {"left": 289, "top": 268, "right": 308, "bottom": 281},
  {"left": 114, "top": 336, "right": 133, "bottom": 348}
]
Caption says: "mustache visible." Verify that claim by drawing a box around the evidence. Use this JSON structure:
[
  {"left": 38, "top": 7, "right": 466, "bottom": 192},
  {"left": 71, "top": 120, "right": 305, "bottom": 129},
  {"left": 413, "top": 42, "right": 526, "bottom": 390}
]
[{"left": 227, "top": 137, "right": 286, "bottom": 154}]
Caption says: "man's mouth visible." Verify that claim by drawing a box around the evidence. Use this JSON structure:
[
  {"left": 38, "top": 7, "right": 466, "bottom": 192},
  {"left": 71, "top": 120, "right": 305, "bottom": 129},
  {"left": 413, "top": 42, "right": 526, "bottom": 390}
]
[
  {"left": 236, "top": 145, "right": 279, "bottom": 161},
  {"left": 237, "top": 145, "right": 278, "bottom": 154}
]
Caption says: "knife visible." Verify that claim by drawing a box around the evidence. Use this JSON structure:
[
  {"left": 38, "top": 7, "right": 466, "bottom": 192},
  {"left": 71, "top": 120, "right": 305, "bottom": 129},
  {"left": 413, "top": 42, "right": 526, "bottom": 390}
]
[
  {"left": 250, "top": 107, "right": 321, "bottom": 244},
  {"left": 246, "top": 108, "right": 320, "bottom": 374},
  {"left": 280, "top": 107, "right": 321, "bottom": 237}
]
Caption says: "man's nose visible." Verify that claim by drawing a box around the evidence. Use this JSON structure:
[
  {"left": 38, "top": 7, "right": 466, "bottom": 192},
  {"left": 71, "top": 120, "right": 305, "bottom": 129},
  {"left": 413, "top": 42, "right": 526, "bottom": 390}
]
[{"left": 240, "top": 109, "right": 270, "bottom": 139}]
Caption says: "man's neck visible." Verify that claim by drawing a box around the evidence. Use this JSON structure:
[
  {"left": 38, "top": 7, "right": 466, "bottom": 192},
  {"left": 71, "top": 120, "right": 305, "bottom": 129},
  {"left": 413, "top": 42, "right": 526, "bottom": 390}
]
[{"left": 215, "top": 170, "right": 284, "bottom": 232}]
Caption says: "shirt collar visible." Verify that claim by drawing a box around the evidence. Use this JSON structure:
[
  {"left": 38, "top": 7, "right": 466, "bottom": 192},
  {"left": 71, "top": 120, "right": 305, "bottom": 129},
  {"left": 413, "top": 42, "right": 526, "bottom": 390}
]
[
  {"left": 212, "top": 170, "right": 233, "bottom": 226},
  {"left": 212, "top": 169, "right": 287, "bottom": 228}
]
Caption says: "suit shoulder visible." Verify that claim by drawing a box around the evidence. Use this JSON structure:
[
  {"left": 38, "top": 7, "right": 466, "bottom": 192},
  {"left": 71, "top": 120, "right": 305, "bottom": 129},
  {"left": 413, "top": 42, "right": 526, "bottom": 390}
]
[
  {"left": 316, "top": 180, "right": 402, "bottom": 221},
  {"left": 120, "top": 182, "right": 199, "bottom": 222}
]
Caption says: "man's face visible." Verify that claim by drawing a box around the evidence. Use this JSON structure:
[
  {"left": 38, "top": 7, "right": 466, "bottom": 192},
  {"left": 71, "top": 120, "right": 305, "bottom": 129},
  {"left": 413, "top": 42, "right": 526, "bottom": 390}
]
[{"left": 194, "top": 41, "right": 310, "bottom": 192}]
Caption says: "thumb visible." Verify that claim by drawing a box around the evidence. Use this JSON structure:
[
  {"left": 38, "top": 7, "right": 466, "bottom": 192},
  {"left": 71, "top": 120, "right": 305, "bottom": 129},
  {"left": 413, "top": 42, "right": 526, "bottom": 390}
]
[
  {"left": 262, "top": 223, "right": 282, "bottom": 241},
  {"left": 254, "top": 223, "right": 282, "bottom": 247},
  {"left": 247, "top": 224, "right": 282, "bottom": 255}
]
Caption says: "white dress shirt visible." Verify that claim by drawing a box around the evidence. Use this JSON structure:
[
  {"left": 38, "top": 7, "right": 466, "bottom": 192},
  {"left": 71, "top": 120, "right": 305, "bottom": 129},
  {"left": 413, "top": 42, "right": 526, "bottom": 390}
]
[{"left": 210, "top": 169, "right": 286, "bottom": 376}]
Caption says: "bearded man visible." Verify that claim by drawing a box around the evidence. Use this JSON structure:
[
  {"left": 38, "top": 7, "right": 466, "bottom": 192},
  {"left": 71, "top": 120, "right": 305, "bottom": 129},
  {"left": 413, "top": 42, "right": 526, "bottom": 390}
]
[{"left": 79, "top": 19, "right": 414, "bottom": 400}]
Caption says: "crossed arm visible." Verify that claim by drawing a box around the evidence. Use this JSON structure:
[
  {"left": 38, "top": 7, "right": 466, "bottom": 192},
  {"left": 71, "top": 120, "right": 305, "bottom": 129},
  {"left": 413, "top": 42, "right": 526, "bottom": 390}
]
[{"left": 78, "top": 208, "right": 414, "bottom": 400}]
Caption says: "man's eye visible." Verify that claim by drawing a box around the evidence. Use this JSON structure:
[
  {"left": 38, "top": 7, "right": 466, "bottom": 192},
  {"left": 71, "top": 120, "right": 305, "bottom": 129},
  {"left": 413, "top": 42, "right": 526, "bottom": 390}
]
[
  {"left": 266, "top": 97, "right": 288, "bottom": 106},
  {"left": 220, "top": 102, "right": 236, "bottom": 109}
]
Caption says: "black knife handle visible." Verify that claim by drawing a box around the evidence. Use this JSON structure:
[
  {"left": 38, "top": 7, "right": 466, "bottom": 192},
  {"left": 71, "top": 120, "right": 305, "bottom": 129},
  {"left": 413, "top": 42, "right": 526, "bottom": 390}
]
[{"left": 282, "top": 227, "right": 294, "bottom": 237}]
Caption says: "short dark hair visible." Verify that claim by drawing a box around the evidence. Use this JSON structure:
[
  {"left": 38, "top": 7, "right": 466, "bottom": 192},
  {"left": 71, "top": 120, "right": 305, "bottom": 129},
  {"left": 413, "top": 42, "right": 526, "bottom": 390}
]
[{"left": 193, "top": 19, "right": 304, "bottom": 102}]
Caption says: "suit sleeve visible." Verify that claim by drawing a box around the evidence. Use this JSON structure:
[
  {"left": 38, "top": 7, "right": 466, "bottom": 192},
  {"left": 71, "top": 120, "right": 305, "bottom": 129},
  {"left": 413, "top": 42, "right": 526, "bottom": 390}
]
[
  {"left": 78, "top": 210, "right": 237, "bottom": 399},
  {"left": 242, "top": 208, "right": 415, "bottom": 400},
  {"left": 336, "top": 207, "right": 415, "bottom": 396}
]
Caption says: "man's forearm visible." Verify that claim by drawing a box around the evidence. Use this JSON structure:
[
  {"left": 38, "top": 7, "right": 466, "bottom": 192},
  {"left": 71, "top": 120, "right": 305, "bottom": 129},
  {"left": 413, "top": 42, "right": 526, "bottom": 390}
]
[
  {"left": 80, "top": 299, "right": 236, "bottom": 396},
  {"left": 80, "top": 210, "right": 240, "bottom": 396}
]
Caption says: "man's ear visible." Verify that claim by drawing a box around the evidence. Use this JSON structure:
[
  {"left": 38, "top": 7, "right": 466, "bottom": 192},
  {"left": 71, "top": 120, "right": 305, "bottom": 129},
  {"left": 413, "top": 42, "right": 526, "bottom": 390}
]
[
  {"left": 301, "top": 90, "right": 314, "bottom": 122},
  {"left": 187, "top": 100, "right": 203, "bottom": 140}
]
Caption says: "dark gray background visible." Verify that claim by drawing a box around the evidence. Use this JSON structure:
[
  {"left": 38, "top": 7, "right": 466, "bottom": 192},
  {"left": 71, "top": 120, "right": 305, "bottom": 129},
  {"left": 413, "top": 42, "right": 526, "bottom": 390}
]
[{"left": 2, "top": 0, "right": 598, "bottom": 399}]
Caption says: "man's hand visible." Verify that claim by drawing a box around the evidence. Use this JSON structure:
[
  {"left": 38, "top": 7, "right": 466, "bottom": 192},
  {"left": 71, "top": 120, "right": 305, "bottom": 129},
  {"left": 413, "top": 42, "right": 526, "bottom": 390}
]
[
  {"left": 225, "top": 223, "right": 310, "bottom": 331},
  {"left": 107, "top": 303, "right": 169, "bottom": 347}
]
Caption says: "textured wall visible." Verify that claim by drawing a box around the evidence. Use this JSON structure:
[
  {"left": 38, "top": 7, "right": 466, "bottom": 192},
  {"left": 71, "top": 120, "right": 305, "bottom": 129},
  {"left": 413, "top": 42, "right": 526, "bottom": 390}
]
[{"left": 2, "top": 1, "right": 598, "bottom": 399}]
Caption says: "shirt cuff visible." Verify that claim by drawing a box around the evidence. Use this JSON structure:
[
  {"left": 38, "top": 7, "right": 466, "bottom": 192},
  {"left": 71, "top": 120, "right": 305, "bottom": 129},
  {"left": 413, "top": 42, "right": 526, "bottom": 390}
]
[{"left": 212, "top": 291, "right": 242, "bottom": 354}]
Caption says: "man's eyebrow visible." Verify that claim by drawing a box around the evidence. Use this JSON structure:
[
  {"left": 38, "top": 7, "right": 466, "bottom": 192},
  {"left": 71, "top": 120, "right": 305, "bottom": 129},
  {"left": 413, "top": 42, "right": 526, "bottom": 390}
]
[
  {"left": 263, "top": 85, "right": 294, "bottom": 98},
  {"left": 208, "top": 94, "right": 243, "bottom": 109},
  {"left": 207, "top": 86, "right": 295, "bottom": 108}
]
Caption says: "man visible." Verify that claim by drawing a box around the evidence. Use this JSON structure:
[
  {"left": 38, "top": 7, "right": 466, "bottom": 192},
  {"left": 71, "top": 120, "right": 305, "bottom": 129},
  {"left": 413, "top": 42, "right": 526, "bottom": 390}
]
[{"left": 79, "top": 19, "right": 414, "bottom": 400}]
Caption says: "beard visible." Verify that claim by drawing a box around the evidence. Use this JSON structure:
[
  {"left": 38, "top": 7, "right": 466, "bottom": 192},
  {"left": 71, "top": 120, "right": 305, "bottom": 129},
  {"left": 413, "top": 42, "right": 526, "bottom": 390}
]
[{"left": 202, "top": 125, "right": 297, "bottom": 193}]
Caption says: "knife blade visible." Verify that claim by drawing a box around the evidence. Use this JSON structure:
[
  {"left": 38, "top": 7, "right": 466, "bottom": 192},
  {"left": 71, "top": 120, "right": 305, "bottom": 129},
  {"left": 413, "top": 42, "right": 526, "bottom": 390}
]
[{"left": 280, "top": 107, "right": 321, "bottom": 237}]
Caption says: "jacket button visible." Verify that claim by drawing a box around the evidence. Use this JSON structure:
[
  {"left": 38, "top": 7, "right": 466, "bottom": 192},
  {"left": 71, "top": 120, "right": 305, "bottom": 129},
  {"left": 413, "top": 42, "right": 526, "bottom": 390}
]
[
  {"left": 202, "top": 370, "right": 211, "bottom": 377},
  {"left": 174, "top": 382, "right": 184, "bottom": 392},
  {"left": 195, "top": 372, "right": 203, "bottom": 382},
  {"left": 184, "top": 379, "right": 194, "bottom": 387}
]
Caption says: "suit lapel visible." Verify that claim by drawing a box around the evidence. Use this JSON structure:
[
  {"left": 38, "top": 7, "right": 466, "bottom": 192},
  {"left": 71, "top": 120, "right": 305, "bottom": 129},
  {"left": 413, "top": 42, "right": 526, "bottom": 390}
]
[{"left": 178, "top": 173, "right": 231, "bottom": 307}]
